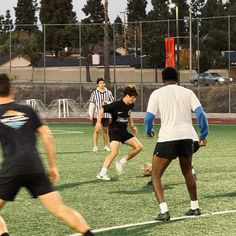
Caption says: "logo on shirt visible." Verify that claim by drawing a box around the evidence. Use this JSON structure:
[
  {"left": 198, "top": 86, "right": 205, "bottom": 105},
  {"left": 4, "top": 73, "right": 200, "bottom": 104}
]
[
  {"left": 0, "top": 110, "right": 29, "bottom": 129},
  {"left": 118, "top": 111, "right": 123, "bottom": 114}
]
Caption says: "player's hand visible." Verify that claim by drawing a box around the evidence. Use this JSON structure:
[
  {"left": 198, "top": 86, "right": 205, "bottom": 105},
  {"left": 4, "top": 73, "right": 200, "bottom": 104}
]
[
  {"left": 48, "top": 167, "right": 60, "bottom": 183},
  {"left": 130, "top": 125, "right": 138, "bottom": 135},
  {"left": 95, "top": 122, "right": 101, "bottom": 132},
  {"left": 147, "top": 130, "right": 155, "bottom": 138},
  {"left": 89, "top": 116, "right": 93, "bottom": 121},
  {"left": 199, "top": 139, "right": 207, "bottom": 147}
]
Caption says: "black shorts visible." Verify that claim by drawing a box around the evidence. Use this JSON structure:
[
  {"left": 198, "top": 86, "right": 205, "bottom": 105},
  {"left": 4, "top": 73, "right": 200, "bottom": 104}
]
[
  {"left": 0, "top": 172, "right": 54, "bottom": 201},
  {"left": 109, "top": 128, "right": 134, "bottom": 144},
  {"left": 92, "top": 118, "right": 110, "bottom": 127},
  {"left": 153, "top": 139, "right": 193, "bottom": 160},
  {"left": 193, "top": 141, "right": 200, "bottom": 153}
]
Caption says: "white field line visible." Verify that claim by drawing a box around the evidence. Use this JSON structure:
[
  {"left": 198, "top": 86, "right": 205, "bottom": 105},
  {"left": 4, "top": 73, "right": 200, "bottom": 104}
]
[
  {"left": 69, "top": 209, "right": 236, "bottom": 236},
  {"left": 51, "top": 129, "right": 84, "bottom": 134}
]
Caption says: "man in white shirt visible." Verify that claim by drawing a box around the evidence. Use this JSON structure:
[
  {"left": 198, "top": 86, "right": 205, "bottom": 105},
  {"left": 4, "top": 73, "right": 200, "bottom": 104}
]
[{"left": 145, "top": 67, "right": 208, "bottom": 221}]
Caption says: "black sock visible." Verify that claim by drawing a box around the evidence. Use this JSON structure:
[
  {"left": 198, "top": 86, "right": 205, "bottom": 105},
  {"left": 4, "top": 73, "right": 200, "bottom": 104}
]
[
  {"left": 1, "top": 233, "right": 9, "bottom": 236},
  {"left": 84, "top": 230, "right": 95, "bottom": 236}
]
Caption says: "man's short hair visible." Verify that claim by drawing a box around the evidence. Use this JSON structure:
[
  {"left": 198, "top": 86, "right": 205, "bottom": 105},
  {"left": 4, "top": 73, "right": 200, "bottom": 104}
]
[
  {"left": 97, "top": 77, "right": 105, "bottom": 84},
  {"left": 162, "top": 67, "right": 178, "bottom": 82},
  {"left": 123, "top": 85, "right": 139, "bottom": 97},
  {"left": 0, "top": 74, "right": 11, "bottom": 97}
]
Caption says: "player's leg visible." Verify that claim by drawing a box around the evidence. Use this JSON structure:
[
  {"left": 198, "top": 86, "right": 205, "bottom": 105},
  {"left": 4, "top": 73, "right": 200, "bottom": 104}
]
[
  {"left": 102, "top": 126, "right": 110, "bottom": 151},
  {"left": 0, "top": 200, "right": 8, "bottom": 235},
  {"left": 115, "top": 137, "right": 143, "bottom": 174},
  {"left": 39, "top": 191, "right": 94, "bottom": 235},
  {"left": 92, "top": 118, "right": 99, "bottom": 152},
  {"left": 152, "top": 154, "right": 171, "bottom": 221},
  {"left": 179, "top": 157, "right": 201, "bottom": 215},
  {"left": 97, "top": 141, "right": 120, "bottom": 180}
]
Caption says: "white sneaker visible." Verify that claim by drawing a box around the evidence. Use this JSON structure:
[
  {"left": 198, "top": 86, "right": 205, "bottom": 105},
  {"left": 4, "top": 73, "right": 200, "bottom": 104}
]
[
  {"left": 96, "top": 174, "right": 111, "bottom": 181},
  {"left": 104, "top": 146, "right": 111, "bottom": 152},
  {"left": 93, "top": 146, "right": 98, "bottom": 152},
  {"left": 115, "top": 161, "right": 124, "bottom": 175}
]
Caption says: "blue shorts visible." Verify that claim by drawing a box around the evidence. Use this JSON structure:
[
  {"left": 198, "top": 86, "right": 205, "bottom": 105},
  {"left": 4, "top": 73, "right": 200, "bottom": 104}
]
[{"left": 0, "top": 172, "right": 54, "bottom": 201}]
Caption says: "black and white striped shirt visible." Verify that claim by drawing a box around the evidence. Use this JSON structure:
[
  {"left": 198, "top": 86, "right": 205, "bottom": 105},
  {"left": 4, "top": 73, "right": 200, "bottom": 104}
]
[{"left": 89, "top": 88, "right": 114, "bottom": 118}]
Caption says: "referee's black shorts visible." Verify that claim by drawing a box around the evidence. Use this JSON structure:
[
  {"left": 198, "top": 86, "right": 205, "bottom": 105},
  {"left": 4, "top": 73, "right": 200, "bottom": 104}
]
[
  {"left": 153, "top": 139, "right": 194, "bottom": 160},
  {"left": 0, "top": 172, "right": 54, "bottom": 201}
]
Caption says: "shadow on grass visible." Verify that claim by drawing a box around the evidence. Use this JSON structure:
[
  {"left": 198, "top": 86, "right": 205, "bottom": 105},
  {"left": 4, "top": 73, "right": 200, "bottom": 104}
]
[
  {"left": 204, "top": 191, "right": 236, "bottom": 199},
  {"left": 109, "top": 183, "right": 174, "bottom": 195},
  {"left": 56, "top": 178, "right": 119, "bottom": 191},
  {"left": 96, "top": 218, "right": 185, "bottom": 235}
]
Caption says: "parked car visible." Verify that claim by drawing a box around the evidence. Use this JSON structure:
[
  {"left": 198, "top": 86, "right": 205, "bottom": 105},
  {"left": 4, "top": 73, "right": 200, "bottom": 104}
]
[{"left": 190, "top": 72, "right": 233, "bottom": 85}]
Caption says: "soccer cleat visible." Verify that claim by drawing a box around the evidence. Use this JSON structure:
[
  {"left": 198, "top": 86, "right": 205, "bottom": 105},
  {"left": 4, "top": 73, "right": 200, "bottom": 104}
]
[
  {"left": 115, "top": 161, "right": 124, "bottom": 175},
  {"left": 154, "top": 211, "right": 170, "bottom": 221},
  {"left": 104, "top": 146, "right": 111, "bottom": 152},
  {"left": 93, "top": 146, "right": 98, "bottom": 152},
  {"left": 96, "top": 174, "right": 111, "bottom": 181},
  {"left": 185, "top": 208, "right": 201, "bottom": 216}
]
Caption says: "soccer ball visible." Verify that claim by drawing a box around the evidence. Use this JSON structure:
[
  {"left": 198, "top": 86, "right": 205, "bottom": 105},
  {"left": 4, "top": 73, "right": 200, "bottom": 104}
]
[{"left": 141, "top": 162, "right": 152, "bottom": 177}]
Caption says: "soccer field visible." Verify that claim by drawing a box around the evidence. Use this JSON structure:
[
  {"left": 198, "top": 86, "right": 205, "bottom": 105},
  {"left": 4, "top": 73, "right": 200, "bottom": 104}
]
[{"left": 1, "top": 123, "right": 236, "bottom": 236}]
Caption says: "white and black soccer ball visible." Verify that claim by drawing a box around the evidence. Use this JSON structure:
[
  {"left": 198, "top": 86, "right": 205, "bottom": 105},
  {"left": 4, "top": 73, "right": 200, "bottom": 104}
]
[{"left": 141, "top": 162, "right": 152, "bottom": 177}]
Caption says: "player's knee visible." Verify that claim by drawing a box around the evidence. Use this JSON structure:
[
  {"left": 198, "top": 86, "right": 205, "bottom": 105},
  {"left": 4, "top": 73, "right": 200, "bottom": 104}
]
[{"left": 135, "top": 144, "right": 143, "bottom": 153}]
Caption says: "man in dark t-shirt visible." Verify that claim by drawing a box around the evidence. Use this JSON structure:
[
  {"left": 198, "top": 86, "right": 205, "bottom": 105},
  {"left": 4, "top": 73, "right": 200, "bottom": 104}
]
[
  {"left": 96, "top": 86, "right": 143, "bottom": 181},
  {"left": 0, "top": 74, "right": 94, "bottom": 236}
]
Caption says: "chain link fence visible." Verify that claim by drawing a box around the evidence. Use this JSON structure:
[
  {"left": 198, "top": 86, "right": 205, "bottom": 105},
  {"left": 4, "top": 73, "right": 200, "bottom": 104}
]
[{"left": 1, "top": 15, "right": 236, "bottom": 115}]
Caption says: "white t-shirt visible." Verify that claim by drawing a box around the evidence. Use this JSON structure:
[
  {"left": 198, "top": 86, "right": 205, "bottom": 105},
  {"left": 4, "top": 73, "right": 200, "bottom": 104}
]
[{"left": 146, "top": 84, "right": 201, "bottom": 142}]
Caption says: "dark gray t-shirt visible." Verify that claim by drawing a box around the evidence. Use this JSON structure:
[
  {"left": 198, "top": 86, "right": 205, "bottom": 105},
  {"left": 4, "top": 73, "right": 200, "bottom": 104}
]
[{"left": 0, "top": 102, "right": 45, "bottom": 176}]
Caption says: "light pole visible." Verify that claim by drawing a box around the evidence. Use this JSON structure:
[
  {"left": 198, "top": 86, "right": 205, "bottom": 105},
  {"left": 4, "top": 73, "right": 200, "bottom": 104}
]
[
  {"left": 170, "top": 3, "right": 179, "bottom": 83},
  {"left": 189, "top": 1, "right": 197, "bottom": 82},
  {"left": 120, "top": 11, "right": 128, "bottom": 55},
  {"left": 176, "top": 6, "right": 180, "bottom": 75}
]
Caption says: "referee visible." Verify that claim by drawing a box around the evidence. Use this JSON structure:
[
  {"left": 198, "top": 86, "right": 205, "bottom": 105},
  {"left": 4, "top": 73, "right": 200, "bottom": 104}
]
[{"left": 88, "top": 77, "right": 114, "bottom": 152}]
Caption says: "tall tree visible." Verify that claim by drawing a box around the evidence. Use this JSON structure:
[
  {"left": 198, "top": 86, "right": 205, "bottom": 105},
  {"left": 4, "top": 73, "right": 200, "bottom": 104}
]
[
  {"left": 81, "top": 0, "right": 105, "bottom": 82},
  {"left": 142, "top": 0, "right": 170, "bottom": 81},
  {"left": 199, "top": 0, "right": 227, "bottom": 71},
  {"left": 4, "top": 10, "right": 13, "bottom": 33},
  {"left": 14, "top": 0, "right": 38, "bottom": 32},
  {"left": 127, "top": 0, "right": 147, "bottom": 55},
  {"left": 104, "top": 0, "right": 110, "bottom": 82},
  {"left": 127, "top": 0, "right": 147, "bottom": 22},
  {"left": 40, "top": 0, "right": 77, "bottom": 57},
  {"left": 0, "top": 11, "right": 13, "bottom": 52}
]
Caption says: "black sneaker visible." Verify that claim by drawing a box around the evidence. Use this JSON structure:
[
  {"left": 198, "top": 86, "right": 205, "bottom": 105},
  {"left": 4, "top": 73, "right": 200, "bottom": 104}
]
[
  {"left": 185, "top": 208, "right": 201, "bottom": 216},
  {"left": 154, "top": 211, "right": 170, "bottom": 221}
]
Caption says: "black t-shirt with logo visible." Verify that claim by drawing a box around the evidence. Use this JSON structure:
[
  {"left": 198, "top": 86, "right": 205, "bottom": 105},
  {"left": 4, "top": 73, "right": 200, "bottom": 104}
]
[
  {"left": 0, "top": 102, "right": 45, "bottom": 176},
  {"left": 103, "top": 100, "right": 134, "bottom": 130}
]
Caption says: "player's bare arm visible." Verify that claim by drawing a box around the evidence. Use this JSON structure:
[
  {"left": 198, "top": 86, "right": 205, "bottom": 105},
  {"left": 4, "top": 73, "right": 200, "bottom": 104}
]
[
  {"left": 129, "top": 116, "right": 137, "bottom": 134},
  {"left": 37, "top": 125, "right": 59, "bottom": 183}
]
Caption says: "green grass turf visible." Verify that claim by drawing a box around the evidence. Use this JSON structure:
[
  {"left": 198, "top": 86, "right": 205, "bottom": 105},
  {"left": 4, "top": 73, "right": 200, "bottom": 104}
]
[{"left": 1, "top": 123, "right": 236, "bottom": 236}]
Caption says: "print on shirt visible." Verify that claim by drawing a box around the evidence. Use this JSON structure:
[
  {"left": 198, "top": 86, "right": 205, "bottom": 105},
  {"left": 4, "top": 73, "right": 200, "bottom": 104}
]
[{"left": 0, "top": 110, "right": 29, "bottom": 129}]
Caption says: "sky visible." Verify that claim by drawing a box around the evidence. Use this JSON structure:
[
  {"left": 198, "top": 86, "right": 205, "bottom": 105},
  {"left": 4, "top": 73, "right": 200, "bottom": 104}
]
[{"left": 0, "top": 0, "right": 153, "bottom": 24}]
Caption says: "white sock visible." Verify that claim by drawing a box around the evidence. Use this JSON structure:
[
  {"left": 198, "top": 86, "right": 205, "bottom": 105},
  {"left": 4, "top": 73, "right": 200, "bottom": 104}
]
[
  {"left": 119, "top": 157, "right": 127, "bottom": 166},
  {"left": 190, "top": 200, "right": 199, "bottom": 210},
  {"left": 100, "top": 168, "right": 108, "bottom": 176},
  {"left": 160, "top": 202, "right": 168, "bottom": 214}
]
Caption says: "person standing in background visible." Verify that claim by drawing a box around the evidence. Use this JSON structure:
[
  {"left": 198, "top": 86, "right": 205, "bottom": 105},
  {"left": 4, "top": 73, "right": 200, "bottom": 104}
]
[{"left": 88, "top": 78, "right": 114, "bottom": 152}]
